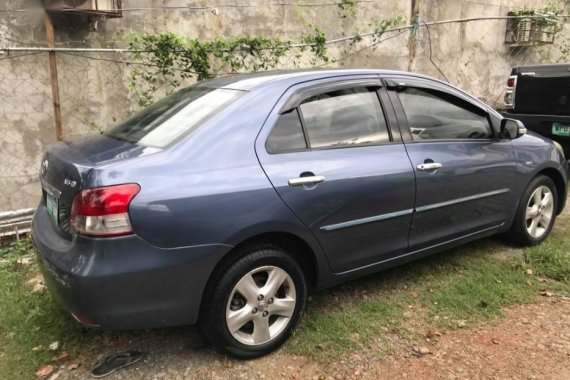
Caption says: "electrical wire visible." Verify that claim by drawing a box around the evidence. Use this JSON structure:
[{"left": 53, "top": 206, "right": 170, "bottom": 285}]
[
  {"left": 422, "top": 20, "right": 449, "bottom": 82},
  {"left": 58, "top": 51, "right": 233, "bottom": 76},
  {"left": 59, "top": 51, "right": 175, "bottom": 67},
  {"left": 2, "top": 14, "right": 569, "bottom": 53},
  {"left": 0, "top": 1, "right": 375, "bottom": 13},
  {"left": 59, "top": 29, "right": 409, "bottom": 77},
  {"left": 59, "top": 50, "right": 201, "bottom": 73},
  {"left": 0, "top": 51, "right": 44, "bottom": 61},
  {"left": 311, "top": 29, "right": 408, "bottom": 68}
]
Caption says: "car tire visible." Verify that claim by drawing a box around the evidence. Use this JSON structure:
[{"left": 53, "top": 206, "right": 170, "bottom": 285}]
[
  {"left": 506, "top": 175, "right": 558, "bottom": 246},
  {"left": 199, "top": 245, "right": 307, "bottom": 359}
]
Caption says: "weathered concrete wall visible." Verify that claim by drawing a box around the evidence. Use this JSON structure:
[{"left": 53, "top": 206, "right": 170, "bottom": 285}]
[
  {"left": 416, "top": 0, "right": 565, "bottom": 104},
  {"left": 0, "top": 0, "right": 566, "bottom": 211}
]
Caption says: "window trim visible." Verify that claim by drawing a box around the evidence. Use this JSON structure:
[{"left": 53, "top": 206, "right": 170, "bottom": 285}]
[
  {"left": 387, "top": 82, "right": 498, "bottom": 143},
  {"left": 279, "top": 79, "right": 383, "bottom": 114}
]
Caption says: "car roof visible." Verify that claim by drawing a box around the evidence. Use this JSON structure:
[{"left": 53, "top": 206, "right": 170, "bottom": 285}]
[{"left": 197, "top": 69, "right": 442, "bottom": 91}]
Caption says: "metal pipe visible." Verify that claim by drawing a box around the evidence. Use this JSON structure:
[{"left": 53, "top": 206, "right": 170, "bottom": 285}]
[{"left": 0, "top": 208, "right": 34, "bottom": 221}]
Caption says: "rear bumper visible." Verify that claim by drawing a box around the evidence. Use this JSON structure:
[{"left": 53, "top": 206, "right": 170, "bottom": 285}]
[
  {"left": 504, "top": 112, "right": 570, "bottom": 156},
  {"left": 32, "top": 203, "right": 231, "bottom": 330}
]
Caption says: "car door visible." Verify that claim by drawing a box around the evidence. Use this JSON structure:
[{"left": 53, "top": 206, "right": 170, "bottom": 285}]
[
  {"left": 256, "top": 77, "right": 416, "bottom": 273},
  {"left": 385, "top": 77, "right": 518, "bottom": 250}
]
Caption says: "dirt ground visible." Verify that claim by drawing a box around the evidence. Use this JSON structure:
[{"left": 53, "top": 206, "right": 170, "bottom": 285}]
[{"left": 52, "top": 297, "right": 570, "bottom": 380}]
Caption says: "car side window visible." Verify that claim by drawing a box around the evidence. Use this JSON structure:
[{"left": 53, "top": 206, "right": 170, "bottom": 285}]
[
  {"left": 299, "top": 87, "right": 390, "bottom": 149},
  {"left": 396, "top": 87, "right": 493, "bottom": 141},
  {"left": 266, "top": 109, "right": 308, "bottom": 154}
]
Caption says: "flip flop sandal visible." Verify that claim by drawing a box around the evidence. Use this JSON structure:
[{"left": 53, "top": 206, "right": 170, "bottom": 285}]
[{"left": 91, "top": 351, "right": 143, "bottom": 378}]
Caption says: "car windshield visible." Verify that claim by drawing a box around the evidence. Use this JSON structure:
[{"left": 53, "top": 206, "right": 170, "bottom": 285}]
[{"left": 106, "top": 87, "right": 244, "bottom": 148}]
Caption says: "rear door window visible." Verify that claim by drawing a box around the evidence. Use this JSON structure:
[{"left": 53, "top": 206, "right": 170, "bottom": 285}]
[
  {"left": 299, "top": 87, "right": 390, "bottom": 149},
  {"left": 106, "top": 87, "right": 243, "bottom": 148}
]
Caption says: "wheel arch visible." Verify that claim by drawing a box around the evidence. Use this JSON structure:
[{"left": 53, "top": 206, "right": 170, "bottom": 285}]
[
  {"left": 229, "top": 231, "right": 319, "bottom": 290},
  {"left": 199, "top": 226, "right": 325, "bottom": 316},
  {"left": 537, "top": 167, "right": 567, "bottom": 214}
]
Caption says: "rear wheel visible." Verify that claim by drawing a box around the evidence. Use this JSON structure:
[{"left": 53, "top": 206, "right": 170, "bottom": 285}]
[
  {"left": 199, "top": 245, "right": 307, "bottom": 359},
  {"left": 507, "top": 175, "right": 558, "bottom": 246}
]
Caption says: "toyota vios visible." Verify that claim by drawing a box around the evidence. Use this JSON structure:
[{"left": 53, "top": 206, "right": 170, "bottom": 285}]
[{"left": 32, "top": 70, "right": 568, "bottom": 358}]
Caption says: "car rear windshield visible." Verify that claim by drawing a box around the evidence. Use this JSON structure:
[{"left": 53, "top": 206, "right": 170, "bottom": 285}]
[{"left": 106, "top": 87, "right": 243, "bottom": 148}]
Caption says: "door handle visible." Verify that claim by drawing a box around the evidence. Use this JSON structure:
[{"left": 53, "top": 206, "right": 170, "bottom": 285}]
[
  {"left": 288, "top": 176, "right": 326, "bottom": 187},
  {"left": 417, "top": 162, "right": 442, "bottom": 171}
]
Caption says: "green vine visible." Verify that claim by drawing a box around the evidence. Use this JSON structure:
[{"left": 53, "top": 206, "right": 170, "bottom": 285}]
[
  {"left": 301, "top": 27, "right": 329, "bottom": 63},
  {"left": 126, "top": 5, "right": 406, "bottom": 107},
  {"left": 127, "top": 34, "right": 293, "bottom": 106},
  {"left": 371, "top": 15, "right": 407, "bottom": 44},
  {"left": 294, "top": 0, "right": 331, "bottom": 64},
  {"left": 509, "top": 2, "right": 565, "bottom": 61},
  {"left": 334, "top": 0, "right": 358, "bottom": 19},
  {"left": 510, "top": 3, "right": 563, "bottom": 29}
]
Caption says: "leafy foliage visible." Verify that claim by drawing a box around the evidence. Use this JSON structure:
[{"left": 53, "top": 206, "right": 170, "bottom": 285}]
[
  {"left": 371, "top": 15, "right": 408, "bottom": 44},
  {"left": 127, "top": 34, "right": 293, "bottom": 106},
  {"left": 334, "top": 0, "right": 359, "bottom": 19},
  {"left": 125, "top": 1, "right": 408, "bottom": 106},
  {"left": 510, "top": 3, "right": 564, "bottom": 30}
]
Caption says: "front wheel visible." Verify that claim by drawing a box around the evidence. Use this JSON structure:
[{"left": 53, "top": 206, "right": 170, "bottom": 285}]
[
  {"left": 199, "top": 245, "right": 307, "bottom": 359},
  {"left": 507, "top": 175, "right": 558, "bottom": 246}
]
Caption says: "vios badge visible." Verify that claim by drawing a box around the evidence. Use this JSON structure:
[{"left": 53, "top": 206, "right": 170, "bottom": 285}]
[{"left": 64, "top": 178, "right": 77, "bottom": 188}]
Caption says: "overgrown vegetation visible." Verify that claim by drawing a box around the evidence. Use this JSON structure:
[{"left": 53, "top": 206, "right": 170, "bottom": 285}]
[
  {"left": 126, "top": 2, "right": 406, "bottom": 106},
  {"left": 2, "top": 212, "right": 569, "bottom": 377},
  {"left": 127, "top": 34, "right": 294, "bottom": 106}
]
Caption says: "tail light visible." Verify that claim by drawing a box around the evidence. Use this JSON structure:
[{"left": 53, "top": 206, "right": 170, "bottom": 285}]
[
  {"left": 506, "top": 75, "right": 517, "bottom": 88},
  {"left": 505, "top": 75, "right": 517, "bottom": 109},
  {"left": 70, "top": 184, "right": 140, "bottom": 237}
]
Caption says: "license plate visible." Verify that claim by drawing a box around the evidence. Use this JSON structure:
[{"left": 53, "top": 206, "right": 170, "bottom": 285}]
[
  {"left": 552, "top": 122, "right": 570, "bottom": 137},
  {"left": 46, "top": 192, "right": 58, "bottom": 224}
]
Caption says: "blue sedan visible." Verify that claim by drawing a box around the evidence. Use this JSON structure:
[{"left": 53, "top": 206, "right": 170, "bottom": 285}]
[{"left": 32, "top": 69, "right": 568, "bottom": 358}]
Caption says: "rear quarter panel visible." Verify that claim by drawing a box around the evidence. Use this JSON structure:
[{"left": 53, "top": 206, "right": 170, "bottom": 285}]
[{"left": 82, "top": 85, "right": 331, "bottom": 280}]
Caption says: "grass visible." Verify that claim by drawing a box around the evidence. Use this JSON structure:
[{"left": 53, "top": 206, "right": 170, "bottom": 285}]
[
  {"left": 0, "top": 241, "right": 83, "bottom": 378},
  {"left": 0, "top": 240, "right": 132, "bottom": 379},
  {"left": 1, "top": 212, "right": 570, "bottom": 377},
  {"left": 287, "top": 211, "right": 570, "bottom": 360}
]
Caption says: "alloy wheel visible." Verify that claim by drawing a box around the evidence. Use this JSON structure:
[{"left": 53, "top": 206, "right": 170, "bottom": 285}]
[
  {"left": 525, "top": 185, "right": 555, "bottom": 239},
  {"left": 225, "top": 266, "right": 296, "bottom": 346}
]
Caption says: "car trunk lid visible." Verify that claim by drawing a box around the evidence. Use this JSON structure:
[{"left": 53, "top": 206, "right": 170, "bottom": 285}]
[{"left": 40, "top": 134, "right": 157, "bottom": 239}]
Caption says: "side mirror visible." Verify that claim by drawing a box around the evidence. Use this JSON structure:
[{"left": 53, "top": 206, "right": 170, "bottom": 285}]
[{"left": 500, "top": 118, "right": 527, "bottom": 139}]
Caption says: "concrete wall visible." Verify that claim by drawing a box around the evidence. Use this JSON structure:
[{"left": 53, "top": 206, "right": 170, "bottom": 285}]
[
  {"left": 416, "top": 0, "right": 566, "bottom": 104},
  {"left": 0, "top": 0, "right": 566, "bottom": 211}
]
